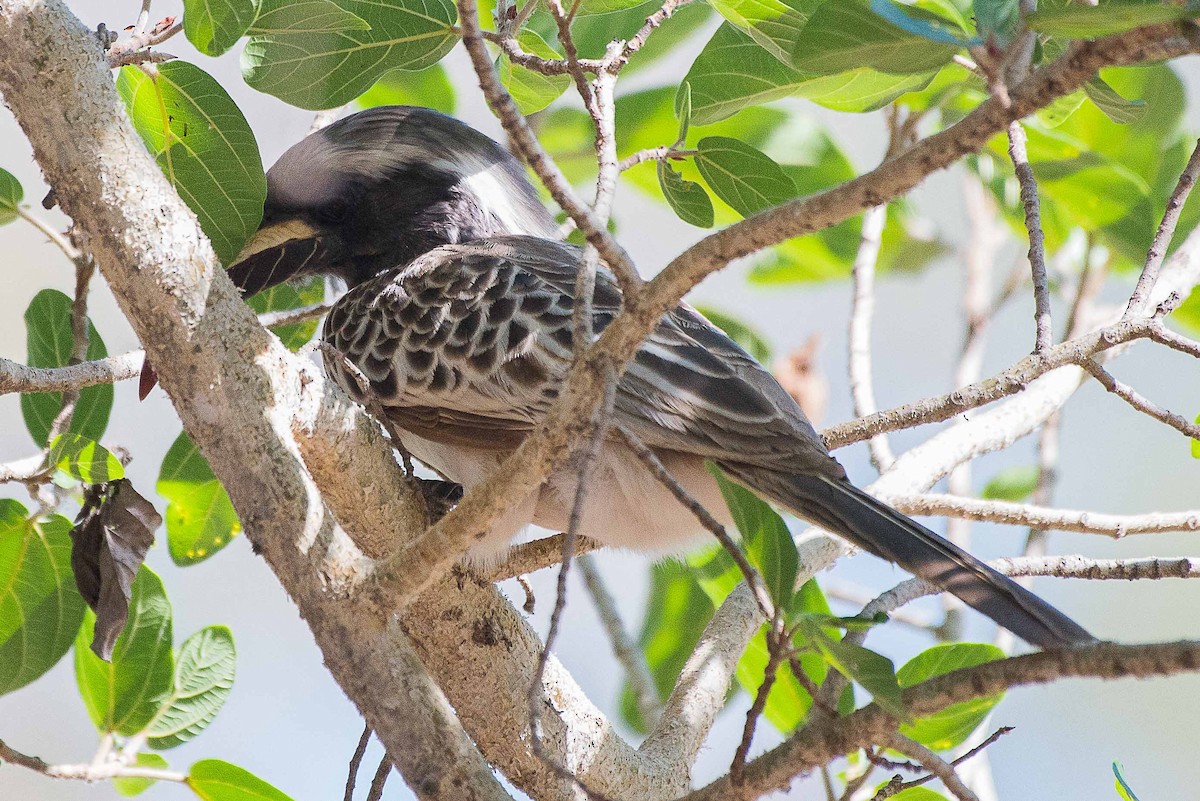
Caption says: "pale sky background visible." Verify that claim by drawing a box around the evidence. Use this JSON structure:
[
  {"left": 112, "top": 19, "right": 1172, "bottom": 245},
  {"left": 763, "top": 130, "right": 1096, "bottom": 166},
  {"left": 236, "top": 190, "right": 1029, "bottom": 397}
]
[{"left": 3, "top": 3, "right": 1200, "bottom": 800}]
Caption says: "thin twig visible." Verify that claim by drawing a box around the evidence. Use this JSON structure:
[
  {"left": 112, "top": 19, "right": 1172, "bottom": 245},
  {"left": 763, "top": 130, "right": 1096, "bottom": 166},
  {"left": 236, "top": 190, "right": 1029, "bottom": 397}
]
[
  {"left": 822, "top": 583, "right": 940, "bottom": 632},
  {"left": 577, "top": 554, "right": 662, "bottom": 728},
  {"left": 1126, "top": 136, "right": 1200, "bottom": 317},
  {"left": 848, "top": 205, "right": 893, "bottom": 472},
  {"left": 479, "top": 31, "right": 589, "bottom": 75},
  {"left": 870, "top": 728, "right": 1013, "bottom": 800},
  {"left": 16, "top": 207, "right": 81, "bottom": 261},
  {"left": 878, "top": 733, "right": 980, "bottom": 801},
  {"left": 888, "top": 493, "right": 1200, "bottom": 538},
  {"left": 605, "top": 0, "right": 692, "bottom": 72},
  {"left": 454, "top": 0, "right": 640, "bottom": 297},
  {"left": 364, "top": 753, "right": 391, "bottom": 801},
  {"left": 858, "top": 555, "right": 1200, "bottom": 631},
  {"left": 0, "top": 737, "right": 187, "bottom": 784},
  {"left": 730, "top": 632, "right": 783, "bottom": 785},
  {"left": 618, "top": 147, "right": 695, "bottom": 172},
  {"left": 106, "top": 20, "right": 182, "bottom": 67},
  {"left": 45, "top": 251, "right": 96, "bottom": 450},
  {"left": 613, "top": 422, "right": 775, "bottom": 619},
  {"left": 1006, "top": 120, "right": 1052, "bottom": 353},
  {"left": 1082, "top": 358, "right": 1200, "bottom": 442},
  {"left": 821, "top": 315, "right": 1191, "bottom": 450},
  {"left": 258, "top": 301, "right": 336, "bottom": 329},
  {"left": 873, "top": 733, "right": 1012, "bottom": 801},
  {"left": 344, "top": 725, "right": 372, "bottom": 801}
]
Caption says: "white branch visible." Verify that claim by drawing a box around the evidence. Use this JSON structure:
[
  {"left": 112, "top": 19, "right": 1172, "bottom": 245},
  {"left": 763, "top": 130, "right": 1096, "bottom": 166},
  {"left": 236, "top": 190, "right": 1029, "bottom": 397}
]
[{"left": 888, "top": 493, "right": 1200, "bottom": 538}]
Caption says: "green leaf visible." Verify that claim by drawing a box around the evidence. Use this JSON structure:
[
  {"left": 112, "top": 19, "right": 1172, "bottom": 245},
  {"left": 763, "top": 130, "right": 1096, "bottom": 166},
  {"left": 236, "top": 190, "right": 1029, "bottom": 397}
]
[
  {"left": 695, "top": 136, "right": 796, "bottom": 218},
  {"left": 20, "top": 289, "right": 113, "bottom": 447},
  {"left": 794, "top": 67, "right": 936, "bottom": 113},
  {"left": 981, "top": 465, "right": 1040, "bottom": 502},
  {"left": 658, "top": 160, "right": 715, "bottom": 228},
  {"left": 707, "top": 463, "right": 798, "bottom": 609},
  {"left": 0, "top": 502, "right": 85, "bottom": 695},
  {"left": 897, "top": 643, "right": 1004, "bottom": 749},
  {"left": 0, "top": 166, "right": 23, "bottom": 225},
  {"left": 118, "top": 61, "right": 266, "bottom": 264},
  {"left": 686, "top": 541, "right": 744, "bottom": 606},
  {"left": 48, "top": 434, "right": 125, "bottom": 483},
  {"left": 694, "top": 306, "right": 771, "bottom": 362},
  {"left": 1035, "top": 155, "right": 1151, "bottom": 229},
  {"left": 708, "top": 0, "right": 823, "bottom": 65},
  {"left": 74, "top": 568, "right": 174, "bottom": 735},
  {"left": 1029, "top": 0, "right": 1193, "bottom": 38},
  {"left": 113, "top": 753, "right": 170, "bottom": 797},
  {"left": 681, "top": 23, "right": 801, "bottom": 124},
  {"left": 188, "top": 760, "right": 296, "bottom": 801},
  {"left": 184, "top": 0, "right": 257, "bottom": 56},
  {"left": 1084, "top": 76, "right": 1147, "bottom": 124},
  {"left": 157, "top": 432, "right": 241, "bottom": 566},
  {"left": 356, "top": 63, "right": 456, "bottom": 114},
  {"left": 147, "top": 626, "right": 236, "bottom": 748},
  {"left": 791, "top": 1, "right": 962, "bottom": 75},
  {"left": 246, "top": 276, "right": 325, "bottom": 351},
  {"left": 973, "top": 0, "right": 1020, "bottom": 45},
  {"left": 890, "top": 789, "right": 951, "bottom": 801},
  {"left": 498, "top": 31, "right": 571, "bottom": 114},
  {"left": 1194, "top": 413, "right": 1200, "bottom": 458},
  {"left": 1037, "top": 89, "right": 1088, "bottom": 128},
  {"left": 748, "top": 131, "right": 946, "bottom": 283},
  {"left": 243, "top": 0, "right": 457, "bottom": 110},
  {"left": 813, "top": 634, "right": 906, "bottom": 719},
  {"left": 675, "top": 81, "right": 692, "bottom": 145},
  {"left": 1113, "top": 762, "right": 1142, "bottom": 801},
  {"left": 248, "top": 0, "right": 371, "bottom": 34},
  {"left": 575, "top": 0, "right": 653, "bottom": 15},
  {"left": 683, "top": 23, "right": 935, "bottom": 125},
  {"left": 619, "top": 562, "right": 713, "bottom": 733}
]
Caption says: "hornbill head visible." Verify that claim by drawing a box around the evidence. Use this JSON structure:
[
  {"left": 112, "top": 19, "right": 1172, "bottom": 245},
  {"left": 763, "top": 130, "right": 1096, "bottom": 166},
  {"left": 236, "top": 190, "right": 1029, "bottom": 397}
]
[
  {"left": 139, "top": 107, "right": 558, "bottom": 399},
  {"left": 227, "top": 106, "right": 558, "bottom": 296}
]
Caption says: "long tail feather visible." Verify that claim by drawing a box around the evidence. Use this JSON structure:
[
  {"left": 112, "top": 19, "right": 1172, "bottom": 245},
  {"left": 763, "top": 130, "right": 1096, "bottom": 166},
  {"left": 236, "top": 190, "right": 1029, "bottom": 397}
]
[{"left": 723, "top": 465, "right": 1095, "bottom": 648}]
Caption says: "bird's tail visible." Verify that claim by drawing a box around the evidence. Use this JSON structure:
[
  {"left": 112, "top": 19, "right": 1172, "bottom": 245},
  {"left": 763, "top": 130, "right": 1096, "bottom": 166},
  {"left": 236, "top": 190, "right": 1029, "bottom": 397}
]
[{"left": 721, "top": 465, "right": 1096, "bottom": 649}]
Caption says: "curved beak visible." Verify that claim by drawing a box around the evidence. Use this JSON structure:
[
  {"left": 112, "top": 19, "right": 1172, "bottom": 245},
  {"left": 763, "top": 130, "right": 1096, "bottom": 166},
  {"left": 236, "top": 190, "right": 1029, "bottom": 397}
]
[
  {"left": 226, "top": 218, "right": 343, "bottom": 296},
  {"left": 139, "top": 218, "right": 341, "bottom": 401}
]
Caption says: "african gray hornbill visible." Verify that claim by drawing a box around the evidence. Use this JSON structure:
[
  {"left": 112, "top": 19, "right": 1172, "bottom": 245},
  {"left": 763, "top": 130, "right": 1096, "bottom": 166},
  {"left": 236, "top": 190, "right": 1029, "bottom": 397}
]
[{"left": 224, "top": 105, "right": 1094, "bottom": 648}]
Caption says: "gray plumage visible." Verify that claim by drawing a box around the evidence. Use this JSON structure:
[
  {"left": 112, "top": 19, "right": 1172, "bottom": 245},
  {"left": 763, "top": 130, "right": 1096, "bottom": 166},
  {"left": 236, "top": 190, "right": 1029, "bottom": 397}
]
[{"left": 230, "top": 106, "right": 1096, "bottom": 649}]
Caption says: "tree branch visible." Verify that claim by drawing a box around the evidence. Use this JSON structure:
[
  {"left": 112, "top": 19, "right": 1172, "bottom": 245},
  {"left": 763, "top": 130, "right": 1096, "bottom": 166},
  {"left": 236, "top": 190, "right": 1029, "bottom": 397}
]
[
  {"left": 0, "top": 737, "right": 187, "bottom": 783},
  {"left": 0, "top": 351, "right": 143, "bottom": 395},
  {"left": 847, "top": 205, "right": 894, "bottom": 471},
  {"left": 888, "top": 493, "right": 1200, "bottom": 538},
  {"left": 1006, "top": 120, "right": 1052, "bottom": 353},
  {"left": 684, "top": 641, "right": 1200, "bottom": 801},
  {"left": 1125, "top": 136, "right": 1200, "bottom": 317},
  {"left": 578, "top": 554, "right": 662, "bottom": 729}
]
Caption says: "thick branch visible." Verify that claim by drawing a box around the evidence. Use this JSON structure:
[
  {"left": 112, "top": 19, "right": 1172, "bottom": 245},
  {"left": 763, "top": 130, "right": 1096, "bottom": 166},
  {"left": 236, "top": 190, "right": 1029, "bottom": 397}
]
[
  {"left": 0, "top": 5, "right": 517, "bottom": 800},
  {"left": 684, "top": 641, "right": 1200, "bottom": 801}
]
